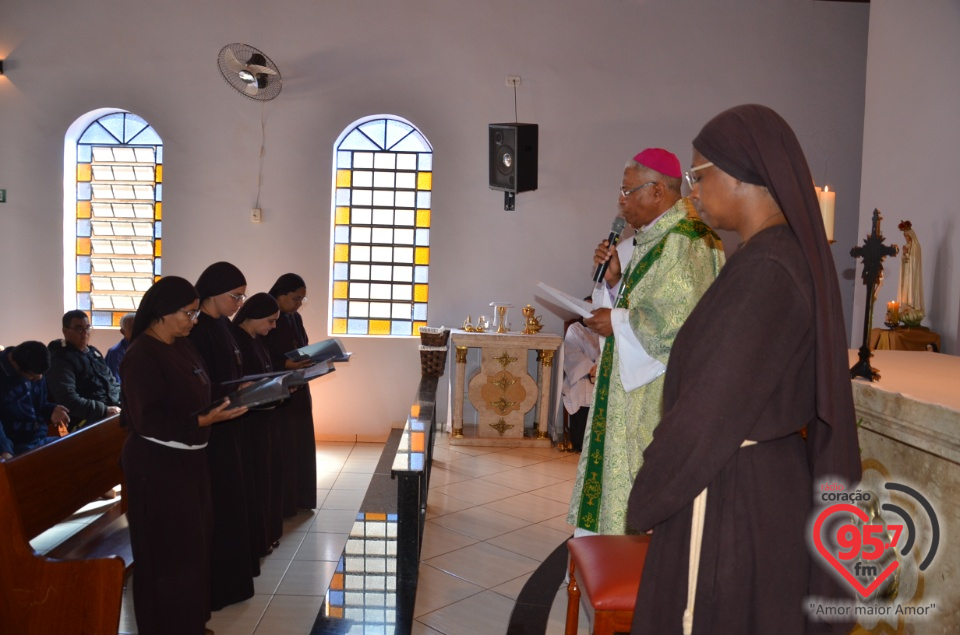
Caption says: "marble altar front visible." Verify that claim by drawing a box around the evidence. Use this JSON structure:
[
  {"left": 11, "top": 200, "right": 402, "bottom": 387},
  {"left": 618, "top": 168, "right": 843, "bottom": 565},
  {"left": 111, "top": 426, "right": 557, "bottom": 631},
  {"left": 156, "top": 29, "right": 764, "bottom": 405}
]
[{"left": 848, "top": 349, "right": 960, "bottom": 634}]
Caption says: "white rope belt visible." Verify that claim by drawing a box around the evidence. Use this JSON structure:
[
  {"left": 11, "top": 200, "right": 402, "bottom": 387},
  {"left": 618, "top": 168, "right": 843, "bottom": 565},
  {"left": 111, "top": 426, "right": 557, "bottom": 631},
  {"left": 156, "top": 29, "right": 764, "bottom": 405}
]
[
  {"left": 683, "top": 439, "right": 756, "bottom": 635},
  {"left": 141, "top": 435, "right": 208, "bottom": 450}
]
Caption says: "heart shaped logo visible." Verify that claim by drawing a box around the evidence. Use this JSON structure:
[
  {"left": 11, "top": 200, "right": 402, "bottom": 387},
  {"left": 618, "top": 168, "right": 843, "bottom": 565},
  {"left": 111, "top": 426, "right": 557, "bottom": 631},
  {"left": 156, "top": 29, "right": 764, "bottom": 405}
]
[{"left": 813, "top": 503, "right": 899, "bottom": 598}]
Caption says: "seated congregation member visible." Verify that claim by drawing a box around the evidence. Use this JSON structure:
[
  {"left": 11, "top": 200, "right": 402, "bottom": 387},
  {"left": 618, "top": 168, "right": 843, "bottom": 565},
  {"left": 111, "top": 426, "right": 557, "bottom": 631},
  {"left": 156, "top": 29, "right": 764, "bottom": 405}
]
[
  {"left": 46, "top": 310, "right": 121, "bottom": 431},
  {"left": 105, "top": 312, "right": 135, "bottom": 383},
  {"left": 231, "top": 293, "right": 284, "bottom": 557},
  {"left": 188, "top": 261, "right": 257, "bottom": 610},
  {"left": 120, "top": 276, "right": 246, "bottom": 635},
  {"left": 625, "top": 105, "right": 862, "bottom": 635},
  {"left": 0, "top": 341, "right": 70, "bottom": 456},
  {"left": 264, "top": 273, "right": 317, "bottom": 515}
]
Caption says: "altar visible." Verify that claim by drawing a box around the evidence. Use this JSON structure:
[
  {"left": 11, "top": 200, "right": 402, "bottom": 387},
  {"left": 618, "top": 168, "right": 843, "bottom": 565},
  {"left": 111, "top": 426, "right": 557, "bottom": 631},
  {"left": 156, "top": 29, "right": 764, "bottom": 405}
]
[
  {"left": 448, "top": 329, "right": 561, "bottom": 447},
  {"left": 848, "top": 349, "right": 960, "bottom": 634}
]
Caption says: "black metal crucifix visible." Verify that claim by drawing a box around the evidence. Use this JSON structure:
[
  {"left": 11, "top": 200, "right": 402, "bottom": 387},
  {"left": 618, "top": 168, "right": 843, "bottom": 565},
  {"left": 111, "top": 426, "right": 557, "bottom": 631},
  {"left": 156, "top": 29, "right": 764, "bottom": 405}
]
[{"left": 850, "top": 209, "right": 899, "bottom": 381}]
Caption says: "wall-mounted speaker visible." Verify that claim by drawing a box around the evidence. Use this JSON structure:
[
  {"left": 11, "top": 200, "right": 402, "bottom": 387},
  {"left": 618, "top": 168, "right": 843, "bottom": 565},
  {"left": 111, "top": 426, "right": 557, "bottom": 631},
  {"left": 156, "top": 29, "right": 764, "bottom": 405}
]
[{"left": 489, "top": 123, "right": 538, "bottom": 193}]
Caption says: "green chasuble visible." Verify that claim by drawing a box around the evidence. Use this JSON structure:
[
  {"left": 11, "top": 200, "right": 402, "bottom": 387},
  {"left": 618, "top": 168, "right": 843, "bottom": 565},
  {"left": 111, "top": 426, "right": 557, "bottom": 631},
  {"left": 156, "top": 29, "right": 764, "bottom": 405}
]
[{"left": 567, "top": 198, "right": 724, "bottom": 534}]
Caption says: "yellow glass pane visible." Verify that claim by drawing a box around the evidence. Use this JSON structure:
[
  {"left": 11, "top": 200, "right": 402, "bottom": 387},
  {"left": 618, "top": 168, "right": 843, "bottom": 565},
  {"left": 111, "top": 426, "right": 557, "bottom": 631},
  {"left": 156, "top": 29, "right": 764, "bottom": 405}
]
[
  {"left": 414, "top": 284, "right": 428, "bottom": 302},
  {"left": 154, "top": 239, "right": 162, "bottom": 257},
  {"left": 416, "top": 209, "right": 430, "bottom": 228},
  {"left": 331, "top": 573, "right": 344, "bottom": 590},
  {"left": 155, "top": 165, "right": 163, "bottom": 183},
  {"left": 367, "top": 512, "right": 387, "bottom": 521},
  {"left": 77, "top": 163, "right": 92, "bottom": 182},
  {"left": 334, "top": 244, "right": 350, "bottom": 262},
  {"left": 329, "top": 607, "right": 343, "bottom": 619},
  {"left": 413, "top": 320, "right": 427, "bottom": 333},
  {"left": 411, "top": 431, "right": 425, "bottom": 452},
  {"left": 335, "top": 206, "right": 350, "bottom": 225},
  {"left": 76, "top": 237, "right": 91, "bottom": 255},
  {"left": 417, "top": 172, "right": 432, "bottom": 191},
  {"left": 333, "top": 281, "right": 348, "bottom": 299},
  {"left": 336, "top": 170, "right": 352, "bottom": 187},
  {"left": 370, "top": 320, "right": 391, "bottom": 335},
  {"left": 77, "top": 201, "right": 92, "bottom": 219},
  {"left": 112, "top": 312, "right": 124, "bottom": 327},
  {"left": 76, "top": 275, "right": 91, "bottom": 292},
  {"left": 415, "top": 247, "right": 430, "bottom": 265},
  {"left": 155, "top": 275, "right": 161, "bottom": 283},
  {"left": 155, "top": 202, "right": 162, "bottom": 221},
  {"left": 332, "top": 318, "right": 347, "bottom": 334}
]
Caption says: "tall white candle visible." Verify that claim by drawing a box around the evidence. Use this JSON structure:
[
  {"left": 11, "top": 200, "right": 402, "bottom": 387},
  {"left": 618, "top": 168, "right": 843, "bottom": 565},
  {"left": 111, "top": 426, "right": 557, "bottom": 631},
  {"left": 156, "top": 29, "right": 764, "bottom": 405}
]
[{"left": 819, "top": 186, "right": 835, "bottom": 242}]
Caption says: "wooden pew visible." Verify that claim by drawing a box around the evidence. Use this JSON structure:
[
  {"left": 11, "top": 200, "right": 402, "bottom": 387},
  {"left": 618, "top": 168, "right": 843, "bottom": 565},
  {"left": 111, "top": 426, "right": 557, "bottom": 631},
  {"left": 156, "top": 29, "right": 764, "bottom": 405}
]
[{"left": 0, "top": 414, "right": 132, "bottom": 634}]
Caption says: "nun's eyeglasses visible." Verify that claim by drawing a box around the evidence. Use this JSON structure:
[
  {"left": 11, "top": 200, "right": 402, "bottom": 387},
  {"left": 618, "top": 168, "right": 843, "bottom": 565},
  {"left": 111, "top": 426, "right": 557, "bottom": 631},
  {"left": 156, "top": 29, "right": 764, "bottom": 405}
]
[
  {"left": 180, "top": 308, "right": 201, "bottom": 321},
  {"left": 227, "top": 292, "right": 247, "bottom": 304},
  {"left": 684, "top": 162, "right": 714, "bottom": 190}
]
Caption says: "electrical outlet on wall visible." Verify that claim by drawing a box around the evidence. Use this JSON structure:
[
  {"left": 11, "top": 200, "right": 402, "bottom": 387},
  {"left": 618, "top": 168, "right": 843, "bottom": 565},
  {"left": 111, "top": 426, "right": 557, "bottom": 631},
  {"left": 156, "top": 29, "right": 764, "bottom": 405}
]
[{"left": 251, "top": 208, "right": 262, "bottom": 223}]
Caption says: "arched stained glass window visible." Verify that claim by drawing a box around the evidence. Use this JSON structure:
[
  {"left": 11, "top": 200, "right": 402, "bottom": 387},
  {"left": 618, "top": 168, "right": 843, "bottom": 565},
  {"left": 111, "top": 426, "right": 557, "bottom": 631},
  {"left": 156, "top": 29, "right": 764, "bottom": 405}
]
[
  {"left": 64, "top": 110, "right": 163, "bottom": 327},
  {"left": 329, "top": 116, "right": 433, "bottom": 337}
]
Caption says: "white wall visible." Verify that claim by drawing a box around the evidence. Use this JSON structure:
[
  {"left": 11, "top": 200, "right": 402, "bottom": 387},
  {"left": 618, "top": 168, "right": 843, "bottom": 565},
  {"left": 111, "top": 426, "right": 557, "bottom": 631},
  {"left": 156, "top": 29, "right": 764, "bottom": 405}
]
[
  {"left": 0, "top": 0, "right": 869, "bottom": 440},
  {"left": 853, "top": 0, "right": 960, "bottom": 354}
]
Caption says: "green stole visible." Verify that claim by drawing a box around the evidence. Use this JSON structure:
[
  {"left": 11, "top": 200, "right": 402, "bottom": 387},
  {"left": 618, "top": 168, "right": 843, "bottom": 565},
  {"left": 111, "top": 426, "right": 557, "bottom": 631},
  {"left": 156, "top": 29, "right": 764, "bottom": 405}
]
[{"left": 575, "top": 217, "right": 713, "bottom": 532}]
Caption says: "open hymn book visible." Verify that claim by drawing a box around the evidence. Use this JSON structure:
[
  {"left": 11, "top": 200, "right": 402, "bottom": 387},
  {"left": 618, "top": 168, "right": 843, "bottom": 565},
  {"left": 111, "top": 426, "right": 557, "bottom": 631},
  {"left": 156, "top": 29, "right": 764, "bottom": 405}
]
[
  {"left": 285, "top": 338, "right": 352, "bottom": 363},
  {"left": 204, "top": 361, "right": 336, "bottom": 413}
]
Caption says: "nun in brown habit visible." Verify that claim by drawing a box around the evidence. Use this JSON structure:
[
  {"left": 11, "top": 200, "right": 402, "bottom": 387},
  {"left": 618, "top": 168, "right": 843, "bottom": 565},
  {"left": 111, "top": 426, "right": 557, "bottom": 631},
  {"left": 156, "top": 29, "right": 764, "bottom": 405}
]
[
  {"left": 231, "top": 292, "right": 284, "bottom": 555},
  {"left": 120, "top": 276, "right": 246, "bottom": 635},
  {"left": 625, "top": 105, "right": 862, "bottom": 635},
  {"left": 188, "top": 261, "right": 257, "bottom": 610},
  {"left": 263, "top": 273, "right": 318, "bottom": 515}
]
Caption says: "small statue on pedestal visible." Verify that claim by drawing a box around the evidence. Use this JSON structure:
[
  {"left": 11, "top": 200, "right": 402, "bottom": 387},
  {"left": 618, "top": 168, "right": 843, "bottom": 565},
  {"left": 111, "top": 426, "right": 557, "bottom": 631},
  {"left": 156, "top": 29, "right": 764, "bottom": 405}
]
[{"left": 897, "top": 220, "right": 924, "bottom": 326}]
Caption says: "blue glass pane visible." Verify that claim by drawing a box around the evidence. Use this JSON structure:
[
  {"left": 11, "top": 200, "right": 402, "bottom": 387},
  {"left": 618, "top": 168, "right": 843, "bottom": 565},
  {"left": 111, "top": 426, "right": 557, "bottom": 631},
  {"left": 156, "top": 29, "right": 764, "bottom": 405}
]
[
  {"left": 154, "top": 259, "right": 162, "bottom": 275},
  {"left": 339, "top": 129, "right": 380, "bottom": 151},
  {"left": 122, "top": 120, "right": 148, "bottom": 144},
  {"left": 413, "top": 303, "right": 427, "bottom": 320},
  {"left": 336, "top": 151, "right": 351, "bottom": 168},
  {"left": 77, "top": 145, "right": 92, "bottom": 162},
  {"left": 391, "top": 321, "right": 412, "bottom": 336},
  {"left": 333, "top": 300, "right": 348, "bottom": 317},
  {"left": 155, "top": 184, "right": 162, "bottom": 201},
  {"left": 414, "top": 266, "right": 428, "bottom": 283},
  {"left": 418, "top": 153, "right": 433, "bottom": 171},
  {"left": 347, "top": 319, "right": 368, "bottom": 335},
  {"left": 336, "top": 189, "right": 350, "bottom": 205},
  {"left": 78, "top": 183, "right": 92, "bottom": 201},
  {"left": 91, "top": 312, "right": 113, "bottom": 327},
  {"left": 334, "top": 226, "right": 350, "bottom": 243},
  {"left": 410, "top": 454, "right": 424, "bottom": 470},
  {"left": 359, "top": 120, "right": 387, "bottom": 149},
  {"left": 77, "top": 219, "right": 92, "bottom": 237},
  {"left": 416, "top": 192, "right": 431, "bottom": 208},
  {"left": 99, "top": 114, "right": 128, "bottom": 142},
  {"left": 328, "top": 591, "right": 344, "bottom": 604},
  {"left": 78, "top": 293, "right": 91, "bottom": 310},
  {"left": 128, "top": 125, "right": 162, "bottom": 145},
  {"left": 77, "top": 256, "right": 91, "bottom": 274},
  {"left": 333, "top": 263, "right": 348, "bottom": 280},
  {"left": 156, "top": 146, "right": 163, "bottom": 163},
  {"left": 155, "top": 221, "right": 162, "bottom": 238},
  {"left": 415, "top": 229, "right": 429, "bottom": 246},
  {"left": 392, "top": 132, "right": 431, "bottom": 153},
  {"left": 385, "top": 119, "right": 413, "bottom": 150},
  {"left": 78, "top": 122, "right": 121, "bottom": 144}
]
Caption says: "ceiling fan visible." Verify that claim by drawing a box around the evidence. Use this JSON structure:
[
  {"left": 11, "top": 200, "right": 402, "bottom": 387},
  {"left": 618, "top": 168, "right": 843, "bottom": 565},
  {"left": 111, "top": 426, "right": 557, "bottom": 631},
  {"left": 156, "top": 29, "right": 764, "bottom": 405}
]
[{"left": 217, "top": 43, "right": 282, "bottom": 101}]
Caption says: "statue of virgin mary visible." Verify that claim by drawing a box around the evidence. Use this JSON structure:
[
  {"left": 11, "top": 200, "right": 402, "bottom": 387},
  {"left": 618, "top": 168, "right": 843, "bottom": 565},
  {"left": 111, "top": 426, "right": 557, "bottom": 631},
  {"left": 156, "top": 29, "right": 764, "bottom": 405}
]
[{"left": 897, "top": 220, "right": 924, "bottom": 324}]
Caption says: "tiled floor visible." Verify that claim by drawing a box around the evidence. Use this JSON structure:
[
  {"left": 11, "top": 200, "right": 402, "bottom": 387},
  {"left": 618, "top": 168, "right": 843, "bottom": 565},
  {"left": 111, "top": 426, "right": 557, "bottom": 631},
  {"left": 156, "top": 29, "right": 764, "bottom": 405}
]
[{"left": 33, "top": 432, "right": 591, "bottom": 634}]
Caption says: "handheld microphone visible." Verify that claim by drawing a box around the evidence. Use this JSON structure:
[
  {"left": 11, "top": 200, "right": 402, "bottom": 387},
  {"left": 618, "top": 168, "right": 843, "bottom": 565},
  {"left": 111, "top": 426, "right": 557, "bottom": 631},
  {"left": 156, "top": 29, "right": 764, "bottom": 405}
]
[{"left": 593, "top": 217, "right": 626, "bottom": 283}]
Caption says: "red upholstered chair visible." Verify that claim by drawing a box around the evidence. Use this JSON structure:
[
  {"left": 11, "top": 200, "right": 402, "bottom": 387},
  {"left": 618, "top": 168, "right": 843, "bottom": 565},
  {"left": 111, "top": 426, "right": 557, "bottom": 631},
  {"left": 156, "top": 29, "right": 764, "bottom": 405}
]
[{"left": 565, "top": 534, "right": 650, "bottom": 635}]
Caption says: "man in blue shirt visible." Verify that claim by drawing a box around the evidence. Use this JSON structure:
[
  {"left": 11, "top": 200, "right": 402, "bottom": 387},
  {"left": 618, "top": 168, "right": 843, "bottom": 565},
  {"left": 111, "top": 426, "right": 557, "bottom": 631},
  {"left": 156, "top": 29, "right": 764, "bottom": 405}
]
[
  {"left": 105, "top": 312, "right": 135, "bottom": 383},
  {"left": 0, "top": 341, "right": 70, "bottom": 456}
]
